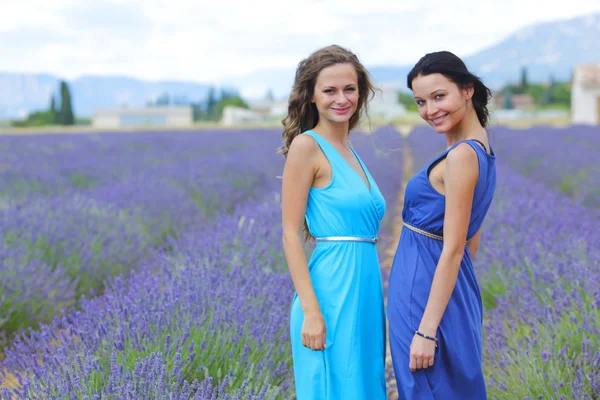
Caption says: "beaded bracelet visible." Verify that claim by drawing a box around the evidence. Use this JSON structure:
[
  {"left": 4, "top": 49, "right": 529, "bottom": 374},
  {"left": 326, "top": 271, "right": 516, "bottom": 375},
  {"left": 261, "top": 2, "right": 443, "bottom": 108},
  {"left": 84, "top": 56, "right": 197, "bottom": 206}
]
[{"left": 415, "top": 330, "right": 438, "bottom": 348}]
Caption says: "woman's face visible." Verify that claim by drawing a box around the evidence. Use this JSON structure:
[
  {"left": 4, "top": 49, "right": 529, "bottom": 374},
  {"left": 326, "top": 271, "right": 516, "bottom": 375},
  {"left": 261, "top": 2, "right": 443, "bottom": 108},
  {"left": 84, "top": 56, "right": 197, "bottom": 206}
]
[
  {"left": 312, "top": 63, "right": 359, "bottom": 125},
  {"left": 411, "top": 73, "right": 473, "bottom": 134}
]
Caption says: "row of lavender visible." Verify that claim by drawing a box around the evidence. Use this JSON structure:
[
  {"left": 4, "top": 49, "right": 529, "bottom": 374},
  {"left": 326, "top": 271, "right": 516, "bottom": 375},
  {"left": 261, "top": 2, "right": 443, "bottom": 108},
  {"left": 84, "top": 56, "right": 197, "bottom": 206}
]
[
  {"left": 0, "top": 130, "right": 281, "bottom": 343},
  {"left": 488, "top": 124, "right": 600, "bottom": 208},
  {"left": 0, "top": 127, "right": 405, "bottom": 398},
  {"left": 408, "top": 126, "right": 600, "bottom": 399}
]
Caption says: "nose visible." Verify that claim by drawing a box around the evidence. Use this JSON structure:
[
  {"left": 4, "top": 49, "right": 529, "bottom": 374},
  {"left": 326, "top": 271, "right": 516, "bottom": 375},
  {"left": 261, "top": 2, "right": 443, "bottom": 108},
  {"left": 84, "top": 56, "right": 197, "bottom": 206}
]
[
  {"left": 335, "top": 92, "right": 349, "bottom": 104},
  {"left": 426, "top": 102, "right": 439, "bottom": 117}
]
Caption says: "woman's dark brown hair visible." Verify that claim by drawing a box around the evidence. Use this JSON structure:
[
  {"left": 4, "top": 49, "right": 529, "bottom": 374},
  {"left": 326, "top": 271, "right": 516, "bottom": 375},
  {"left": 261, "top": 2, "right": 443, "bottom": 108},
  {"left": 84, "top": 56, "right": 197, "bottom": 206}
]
[{"left": 407, "top": 50, "right": 492, "bottom": 128}]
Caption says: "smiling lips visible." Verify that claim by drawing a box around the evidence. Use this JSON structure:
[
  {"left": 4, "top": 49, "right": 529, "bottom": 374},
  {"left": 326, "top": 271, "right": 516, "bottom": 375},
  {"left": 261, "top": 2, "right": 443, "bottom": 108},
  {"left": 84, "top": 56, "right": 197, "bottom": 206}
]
[
  {"left": 332, "top": 107, "right": 351, "bottom": 115},
  {"left": 431, "top": 114, "right": 447, "bottom": 125}
]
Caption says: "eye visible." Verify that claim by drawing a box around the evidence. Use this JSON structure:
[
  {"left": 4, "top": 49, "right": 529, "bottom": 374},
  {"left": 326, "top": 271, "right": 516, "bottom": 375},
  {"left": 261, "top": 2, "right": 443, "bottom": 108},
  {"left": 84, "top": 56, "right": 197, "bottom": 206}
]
[
  {"left": 435, "top": 94, "right": 445, "bottom": 99},
  {"left": 324, "top": 89, "right": 334, "bottom": 94},
  {"left": 415, "top": 100, "right": 424, "bottom": 106},
  {"left": 345, "top": 87, "right": 356, "bottom": 92}
]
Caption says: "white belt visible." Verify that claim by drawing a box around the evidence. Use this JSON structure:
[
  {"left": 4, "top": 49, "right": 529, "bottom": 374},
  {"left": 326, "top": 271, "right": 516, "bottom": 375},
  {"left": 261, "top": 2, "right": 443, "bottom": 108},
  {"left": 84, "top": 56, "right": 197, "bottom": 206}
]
[{"left": 314, "top": 236, "right": 378, "bottom": 244}]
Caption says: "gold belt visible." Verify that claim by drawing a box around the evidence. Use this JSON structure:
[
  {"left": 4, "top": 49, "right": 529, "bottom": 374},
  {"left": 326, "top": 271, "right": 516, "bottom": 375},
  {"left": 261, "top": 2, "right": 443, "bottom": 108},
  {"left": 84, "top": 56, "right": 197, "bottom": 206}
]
[{"left": 402, "top": 222, "right": 444, "bottom": 241}]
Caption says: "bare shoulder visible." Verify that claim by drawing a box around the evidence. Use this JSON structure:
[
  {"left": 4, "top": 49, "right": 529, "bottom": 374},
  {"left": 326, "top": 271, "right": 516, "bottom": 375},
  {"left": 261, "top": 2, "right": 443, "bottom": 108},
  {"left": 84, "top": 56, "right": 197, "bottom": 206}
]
[
  {"left": 287, "top": 134, "right": 320, "bottom": 160},
  {"left": 446, "top": 142, "right": 478, "bottom": 167}
]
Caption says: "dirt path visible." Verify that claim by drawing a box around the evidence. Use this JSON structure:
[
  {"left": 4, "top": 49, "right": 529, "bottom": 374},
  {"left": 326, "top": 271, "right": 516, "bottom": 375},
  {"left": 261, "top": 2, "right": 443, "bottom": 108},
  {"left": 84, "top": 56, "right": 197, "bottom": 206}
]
[{"left": 384, "top": 126, "right": 413, "bottom": 399}]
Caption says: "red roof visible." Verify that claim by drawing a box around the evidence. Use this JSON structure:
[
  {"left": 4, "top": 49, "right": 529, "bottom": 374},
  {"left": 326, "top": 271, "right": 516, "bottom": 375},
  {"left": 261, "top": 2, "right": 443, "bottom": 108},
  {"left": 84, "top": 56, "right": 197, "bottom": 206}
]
[{"left": 574, "top": 64, "right": 600, "bottom": 87}]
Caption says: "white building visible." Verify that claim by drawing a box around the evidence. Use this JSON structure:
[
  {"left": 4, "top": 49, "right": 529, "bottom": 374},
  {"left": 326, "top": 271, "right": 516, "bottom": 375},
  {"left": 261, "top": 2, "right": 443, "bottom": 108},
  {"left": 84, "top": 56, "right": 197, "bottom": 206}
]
[
  {"left": 92, "top": 106, "right": 193, "bottom": 129},
  {"left": 368, "top": 85, "right": 407, "bottom": 121},
  {"left": 247, "top": 99, "right": 289, "bottom": 119},
  {"left": 221, "top": 106, "right": 267, "bottom": 125},
  {"left": 572, "top": 64, "right": 600, "bottom": 125},
  {"left": 221, "top": 99, "right": 288, "bottom": 126}
]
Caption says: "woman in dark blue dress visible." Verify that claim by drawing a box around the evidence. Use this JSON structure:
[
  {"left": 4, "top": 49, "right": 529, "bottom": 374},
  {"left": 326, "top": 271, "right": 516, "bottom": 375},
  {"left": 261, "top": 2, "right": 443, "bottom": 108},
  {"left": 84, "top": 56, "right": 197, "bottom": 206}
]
[{"left": 387, "top": 51, "right": 497, "bottom": 399}]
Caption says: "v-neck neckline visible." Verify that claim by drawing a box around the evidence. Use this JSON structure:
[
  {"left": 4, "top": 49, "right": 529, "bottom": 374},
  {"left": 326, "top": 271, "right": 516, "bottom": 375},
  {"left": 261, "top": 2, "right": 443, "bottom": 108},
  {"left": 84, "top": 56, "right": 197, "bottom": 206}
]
[{"left": 309, "top": 130, "right": 372, "bottom": 193}]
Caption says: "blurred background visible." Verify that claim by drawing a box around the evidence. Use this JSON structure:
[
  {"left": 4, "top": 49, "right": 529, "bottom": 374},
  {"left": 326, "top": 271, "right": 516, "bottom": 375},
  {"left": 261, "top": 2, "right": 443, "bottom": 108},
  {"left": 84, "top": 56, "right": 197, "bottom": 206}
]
[{"left": 2, "top": 0, "right": 600, "bottom": 131}]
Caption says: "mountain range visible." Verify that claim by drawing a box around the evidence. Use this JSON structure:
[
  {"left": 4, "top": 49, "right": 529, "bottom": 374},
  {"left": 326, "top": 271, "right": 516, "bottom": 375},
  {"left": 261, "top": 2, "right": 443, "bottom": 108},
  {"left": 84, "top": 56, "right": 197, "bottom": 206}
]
[{"left": 1, "top": 12, "right": 599, "bottom": 119}]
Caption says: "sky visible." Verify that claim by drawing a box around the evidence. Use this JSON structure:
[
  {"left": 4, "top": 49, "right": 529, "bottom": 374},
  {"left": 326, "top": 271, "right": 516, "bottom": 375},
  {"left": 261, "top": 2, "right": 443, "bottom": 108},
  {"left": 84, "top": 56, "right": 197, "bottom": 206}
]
[{"left": 2, "top": 0, "right": 600, "bottom": 88}]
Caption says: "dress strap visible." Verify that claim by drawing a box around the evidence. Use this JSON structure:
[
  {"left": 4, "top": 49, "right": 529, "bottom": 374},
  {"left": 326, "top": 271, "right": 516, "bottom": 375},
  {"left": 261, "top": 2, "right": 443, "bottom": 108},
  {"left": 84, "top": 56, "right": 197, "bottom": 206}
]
[
  {"left": 302, "top": 130, "right": 339, "bottom": 163},
  {"left": 469, "top": 139, "right": 488, "bottom": 153}
]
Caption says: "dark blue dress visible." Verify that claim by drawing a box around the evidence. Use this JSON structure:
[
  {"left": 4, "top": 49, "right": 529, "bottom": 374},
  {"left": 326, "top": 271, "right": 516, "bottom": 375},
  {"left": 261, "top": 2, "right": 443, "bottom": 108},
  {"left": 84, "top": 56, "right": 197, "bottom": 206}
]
[{"left": 387, "top": 139, "right": 496, "bottom": 399}]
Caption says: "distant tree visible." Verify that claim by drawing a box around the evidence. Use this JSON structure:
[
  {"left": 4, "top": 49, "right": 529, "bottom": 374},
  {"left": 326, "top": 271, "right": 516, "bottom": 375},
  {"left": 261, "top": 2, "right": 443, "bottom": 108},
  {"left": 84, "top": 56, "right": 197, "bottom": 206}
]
[
  {"left": 549, "top": 82, "right": 571, "bottom": 107},
  {"left": 49, "top": 95, "right": 57, "bottom": 124},
  {"left": 219, "top": 88, "right": 240, "bottom": 101},
  {"left": 541, "top": 74, "right": 555, "bottom": 104},
  {"left": 503, "top": 87, "right": 514, "bottom": 110},
  {"left": 397, "top": 91, "right": 418, "bottom": 112},
  {"left": 265, "top": 89, "right": 275, "bottom": 101},
  {"left": 191, "top": 102, "right": 202, "bottom": 121},
  {"left": 155, "top": 92, "right": 170, "bottom": 106},
  {"left": 520, "top": 66, "right": 529, "bottom": 91},
  {"left": 206, "top": 87, "right": 217, "bottom": 120},
  {"left": 214, "top": 96, "right": 248, "bottom": 120},
  {"left": 57, "top": 80, "right": 75, "bottom": 125},
  {"left": 11, "top": 110, "right": 56, "bottom": 127}
]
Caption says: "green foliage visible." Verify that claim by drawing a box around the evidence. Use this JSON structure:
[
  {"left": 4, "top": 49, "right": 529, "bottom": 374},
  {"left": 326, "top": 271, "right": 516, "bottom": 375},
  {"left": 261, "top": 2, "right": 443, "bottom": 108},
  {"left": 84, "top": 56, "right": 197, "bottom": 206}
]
[
  {"left": 213, "top": 97, "right": 249, "bottom": 119},
  {"left": 57, "top": 80, "right": 75, "bottom": 125},
  {"left": 204, "top": 87, "right": 218, "bottom": 120},
  {"left": 548, "top": 82, "right": 571, "bottom": 106},
  {"left": 200, "top": 87, "right": 249, "bottom": 121},
  {"left": 397, "top": 92, "right": 418, "bottom": 112},
  {"left": 49, "top": 95, "right": 57, "bottom": 124},
  {"left": 13, "top": 81, "right": 77, "bottom": 127},
  {"left": 502, "top": 87, "right": 514, "bottom": 110},
  {"left": 499, "top": 73, "right": 571, "bottom": 109},
  {"left": 10, "top": 110, "right": 57, "bottom": 127},
  {"left": 557, "top": 169, "right": 588, "bottom": 195},
  {"left": 520, "top": 66, "right": 529, "bottom": 90}
]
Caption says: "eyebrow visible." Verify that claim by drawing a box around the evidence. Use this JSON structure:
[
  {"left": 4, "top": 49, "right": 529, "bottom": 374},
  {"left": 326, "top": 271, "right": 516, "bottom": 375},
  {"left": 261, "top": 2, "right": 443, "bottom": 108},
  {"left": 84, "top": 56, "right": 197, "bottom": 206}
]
[
  {"left": 323, "top": 83, "right": 357, "bottom": 88},
  {"left": 430, "top": 89, "right": 446, "bottom": 95}
]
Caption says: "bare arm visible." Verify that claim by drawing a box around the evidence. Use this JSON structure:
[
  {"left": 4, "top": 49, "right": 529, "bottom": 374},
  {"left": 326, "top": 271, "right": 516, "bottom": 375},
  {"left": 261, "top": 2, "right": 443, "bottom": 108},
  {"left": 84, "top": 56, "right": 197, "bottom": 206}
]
[
  {"left": 419, "top": 143, "right": 478, "bottom": 334},
  {"left": 410, "top": 143, "right": 479, "bottom": 371},
  {"left": 281, "top": 135, "right": 326, "bottom": 350}
]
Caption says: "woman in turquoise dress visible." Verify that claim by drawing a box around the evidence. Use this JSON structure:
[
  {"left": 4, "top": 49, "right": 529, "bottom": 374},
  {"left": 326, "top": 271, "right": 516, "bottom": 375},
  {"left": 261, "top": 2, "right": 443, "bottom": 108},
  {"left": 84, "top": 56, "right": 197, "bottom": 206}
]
[
  {"left": 279, "top": 45, "right": 387, "bottom": 399},
  {"left": 387, "top": 51, "right": 497, "bottom": 399}
]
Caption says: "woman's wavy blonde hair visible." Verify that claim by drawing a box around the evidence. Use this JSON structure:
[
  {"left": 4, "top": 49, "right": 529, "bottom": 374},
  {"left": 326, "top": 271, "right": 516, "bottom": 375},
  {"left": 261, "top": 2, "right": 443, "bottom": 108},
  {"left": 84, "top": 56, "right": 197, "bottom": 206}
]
[
  {"left": 277, "top": 44, "right": 376, "bottom": 157},
  {"left": 278, "top": 45, "right": 376, "bottom": 241}
]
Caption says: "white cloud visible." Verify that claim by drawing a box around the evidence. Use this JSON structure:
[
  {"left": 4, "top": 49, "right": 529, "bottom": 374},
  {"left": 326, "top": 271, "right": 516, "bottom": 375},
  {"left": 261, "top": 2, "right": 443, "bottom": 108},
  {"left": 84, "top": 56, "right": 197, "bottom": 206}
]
[{"left": 0, "top": 0, "right": 599, "bottom": 85}]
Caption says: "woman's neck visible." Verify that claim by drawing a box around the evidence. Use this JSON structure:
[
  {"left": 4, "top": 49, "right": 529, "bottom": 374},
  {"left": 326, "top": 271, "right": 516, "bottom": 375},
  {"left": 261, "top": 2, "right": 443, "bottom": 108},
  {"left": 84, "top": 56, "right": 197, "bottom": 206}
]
[
  {"left": 445, "top": 104, "right": 486, "bottom": 147},
  {"left": 313, "top": 120, "right": 350, "bottom": 147}
]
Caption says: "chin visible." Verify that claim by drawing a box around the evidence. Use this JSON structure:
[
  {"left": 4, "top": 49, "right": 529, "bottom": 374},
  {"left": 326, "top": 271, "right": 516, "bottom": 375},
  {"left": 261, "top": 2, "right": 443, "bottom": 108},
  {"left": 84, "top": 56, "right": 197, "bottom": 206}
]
[
  {"left": 330, "top": 113, "right": 354, "bottom": 124},
  {"left": 429, "top": 123, "right": 447, "bottom": 134}
]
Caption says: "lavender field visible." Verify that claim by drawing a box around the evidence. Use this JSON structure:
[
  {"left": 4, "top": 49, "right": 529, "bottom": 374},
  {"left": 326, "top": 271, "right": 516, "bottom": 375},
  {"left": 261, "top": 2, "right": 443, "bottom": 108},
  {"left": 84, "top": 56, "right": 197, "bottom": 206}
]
[
  {"left": 0, "top": 125, "right": 598, "bottom": 399},
  {"left": 0, "top": 128, "right": 403, "bottom": 399}
]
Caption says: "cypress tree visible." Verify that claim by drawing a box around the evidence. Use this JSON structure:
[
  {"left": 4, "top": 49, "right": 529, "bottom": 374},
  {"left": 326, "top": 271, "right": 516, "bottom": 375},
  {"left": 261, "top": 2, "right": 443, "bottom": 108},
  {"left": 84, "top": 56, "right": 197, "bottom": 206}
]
[
  {"left": 58, "top": 80, "right": 75, "bottom": 125},
  {"left": 49, "top": 95, "right": 57, "bottom": 124},
  {"left": 503, "top": 87, "right": 514, "bottom": 110},
  {"left": 520, "top": 67, "right": 529, "bottom": 91},
  {"left": 206, "top": 87, "right": 217, "bottom": 120}
]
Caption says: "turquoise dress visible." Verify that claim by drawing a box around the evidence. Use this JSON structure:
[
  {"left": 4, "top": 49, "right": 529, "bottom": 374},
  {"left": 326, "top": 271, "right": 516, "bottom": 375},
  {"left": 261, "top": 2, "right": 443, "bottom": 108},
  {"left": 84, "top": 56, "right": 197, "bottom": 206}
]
[
  {"left": 387, "top": 139, "right": 496, "bottom": 399},
  {"left": 290, "top": 130, "right": 387, "bottom": 399}
]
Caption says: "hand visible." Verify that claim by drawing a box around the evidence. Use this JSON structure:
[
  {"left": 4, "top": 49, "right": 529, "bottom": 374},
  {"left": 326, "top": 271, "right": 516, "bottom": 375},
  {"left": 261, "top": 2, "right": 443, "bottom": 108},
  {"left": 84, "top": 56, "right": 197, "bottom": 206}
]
[
  {"left": 409, "top": 332, "right": 437, "bottom": 372},
  {"left": 301, "top": 311, "right": 326, "bottom": 351}
]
